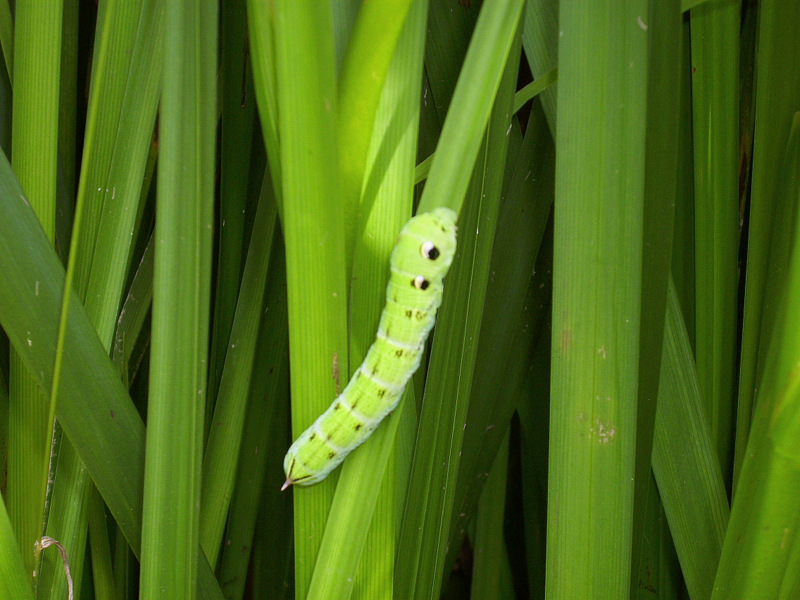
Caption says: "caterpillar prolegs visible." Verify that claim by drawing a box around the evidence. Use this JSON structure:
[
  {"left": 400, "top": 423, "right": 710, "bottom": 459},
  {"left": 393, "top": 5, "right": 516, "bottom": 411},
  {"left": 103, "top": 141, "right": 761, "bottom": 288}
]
[{"left": 282, "top": 207, "right": 458, "bottom": 489}]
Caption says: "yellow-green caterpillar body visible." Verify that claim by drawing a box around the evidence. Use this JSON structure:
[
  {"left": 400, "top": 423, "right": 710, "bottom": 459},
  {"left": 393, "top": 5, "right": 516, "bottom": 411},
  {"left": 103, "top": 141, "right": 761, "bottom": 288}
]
[{"left": 282, "top": 207, "right": 458, "bottom": 489}]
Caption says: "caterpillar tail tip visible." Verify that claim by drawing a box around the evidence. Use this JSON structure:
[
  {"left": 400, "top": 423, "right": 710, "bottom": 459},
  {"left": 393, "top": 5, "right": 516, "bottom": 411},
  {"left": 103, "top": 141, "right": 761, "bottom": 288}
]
[{"left": 281, "top": 478, "right": 293, "bottom": 492}]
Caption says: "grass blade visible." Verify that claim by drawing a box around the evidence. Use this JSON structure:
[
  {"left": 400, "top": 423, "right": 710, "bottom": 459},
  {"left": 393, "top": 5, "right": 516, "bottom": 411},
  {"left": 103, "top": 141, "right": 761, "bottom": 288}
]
[
  {"left": 0, "top": 493, "right": 34, "bottom": 600},
  {"left": 629, "top": 0, "right": 682, "bottom": 588},
  {"left": 521, "top": 0, "right": 558, "bottom": 130},
  {"left": 395, "top": 8, "right": 522, "bottom": 595},
  {"left": 0, "top": 0, "right": 12, "bottom": 81},
  {"left": 201, "top": 174, "right": 277, "bottom": 567},
  {"left": 39, "top": 5, "right": 163, "bottom": 596},
  {"left": 416, "top": 0, "right": 524, "bottom": 217},
  {"left": 0, "top": 125, "right": 223, "bottom": 600},
  {"left": 8, "top": 0, "right": 63, "bottom": 581},
  {"left": 469, "top": 431, "right": 510, "bottom": 599},
  {"left": 336, "top": 0, "right": 414, "bottom": 265},
  {"left": 689, "top": 0, "right": 740, "bottom": 485},
  {"left": 448, "top": 102, "right": 553, "bottom": 567},
  {"left": 546, "top": 1, "right": 649, "bottom": 596},
  {"left": 87, "top": 487, "right": 115, "bottom": 600},
  {"left": 304, "top": 1, "right": 428, "bottom": 597},
  {"left": 711, "top": 112, "right": 800, "bottom": 600},
  {"left": 208, "top": 0, "right": 256, "bottom": 417},
  {"left": 217, "top": 237, "right": 290, "bottom": 600},
  {"left": 139, "top": 2, "right": 217, "bottom": 597},
  {"left": 653, "top": 281, "right": 729, "bottom": 600},
  {"left": 734, "top": 0, "right": 800, "bottom": 491},
  {"left": 272, "top": 2, "right": 349, "bottom": 595}
]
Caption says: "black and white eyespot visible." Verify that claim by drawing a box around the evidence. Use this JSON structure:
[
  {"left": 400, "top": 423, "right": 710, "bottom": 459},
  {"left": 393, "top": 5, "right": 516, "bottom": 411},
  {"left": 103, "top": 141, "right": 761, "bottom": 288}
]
[
  {"left": 420, "top": 241, "right": 440, "bottom": 260},
  {"left": 412, "top": 275, "right": 430, "bottom": 290}
]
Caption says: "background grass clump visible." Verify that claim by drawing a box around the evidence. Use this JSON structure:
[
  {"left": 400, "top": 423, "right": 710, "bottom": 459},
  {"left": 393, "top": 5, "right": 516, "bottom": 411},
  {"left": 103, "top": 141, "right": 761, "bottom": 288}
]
[{"left": 1, "top": 0, "right": 799, "bottom": 599}]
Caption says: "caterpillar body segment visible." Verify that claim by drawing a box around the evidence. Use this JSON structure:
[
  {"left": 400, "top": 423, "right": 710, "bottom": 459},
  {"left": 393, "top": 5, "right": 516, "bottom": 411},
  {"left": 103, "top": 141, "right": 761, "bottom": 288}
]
[{"left": 282, "top": 207, "right": 458, "bottom": 489}]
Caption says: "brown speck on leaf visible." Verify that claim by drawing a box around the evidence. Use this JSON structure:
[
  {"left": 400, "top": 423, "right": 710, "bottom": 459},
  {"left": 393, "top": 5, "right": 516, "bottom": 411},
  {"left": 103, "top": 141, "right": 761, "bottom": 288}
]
[{"left": 560, "top": 328, "right": 572, "bottom": 353}]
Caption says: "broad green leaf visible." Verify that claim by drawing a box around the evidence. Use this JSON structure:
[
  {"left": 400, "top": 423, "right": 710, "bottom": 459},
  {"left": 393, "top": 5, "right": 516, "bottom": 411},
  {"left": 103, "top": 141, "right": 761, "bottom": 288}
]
[
  {"left": 546, "top": 1, "right": 648, "bottom": 597},
  {"left": 629, "top": 0, "right": 682, "bottom": 589},
  {"left": 8, "top": 0, "right": 63, "bottom": 581},
  {"left": 305, "top": 1, "right": 428, "bottom": 598},
  {"left": 271, "top": 2, "right": 349, "bottom": 596},
  {"left": 138, "top": 2, "right": 217, "bottom": 598},
  {"left": 734, "top": 0, "right": 800, "bottom": 491},
  {"left": 337, "top": 0, "right": 414, "bottom": 267}
]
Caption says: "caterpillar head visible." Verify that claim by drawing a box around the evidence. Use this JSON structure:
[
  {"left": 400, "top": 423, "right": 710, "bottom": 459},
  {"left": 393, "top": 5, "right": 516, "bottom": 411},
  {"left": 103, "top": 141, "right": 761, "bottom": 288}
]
[{"left": 391, "top": 207, "right": 458, "bottom": 291}]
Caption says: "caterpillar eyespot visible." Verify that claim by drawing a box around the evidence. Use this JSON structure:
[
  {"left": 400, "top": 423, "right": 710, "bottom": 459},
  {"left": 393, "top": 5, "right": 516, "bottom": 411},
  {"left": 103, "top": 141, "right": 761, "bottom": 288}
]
[
  {"left": 413, "top": 275, "right": 430, "bottom": 290},
  {"left": 282, "top": 207, "right": 458, "bottom": 489},
  {"left": 421, "top": 241, "right": 440, "bottom": 260}
]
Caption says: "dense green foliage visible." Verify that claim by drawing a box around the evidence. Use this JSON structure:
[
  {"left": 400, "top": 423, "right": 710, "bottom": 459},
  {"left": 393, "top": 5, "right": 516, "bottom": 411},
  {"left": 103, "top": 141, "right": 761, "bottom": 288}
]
[{"left": 1, "top": 1, "right": 799, "bottom": 599}]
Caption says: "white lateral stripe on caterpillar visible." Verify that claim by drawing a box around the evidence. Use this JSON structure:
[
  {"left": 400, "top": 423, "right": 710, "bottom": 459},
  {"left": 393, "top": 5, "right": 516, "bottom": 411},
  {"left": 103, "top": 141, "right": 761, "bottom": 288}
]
[
  {"left": 282, "top": 207, "right": 458, "bottom": 489},
  {"left": 376, "top": 327, "right": 420, "bottom": 352}
]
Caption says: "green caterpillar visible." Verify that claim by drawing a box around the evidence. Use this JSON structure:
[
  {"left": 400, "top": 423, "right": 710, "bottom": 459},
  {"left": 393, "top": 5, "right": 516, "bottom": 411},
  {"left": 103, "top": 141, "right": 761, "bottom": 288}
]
[{"left": 282, "top": 207, "right": 458, "bottom": 489}]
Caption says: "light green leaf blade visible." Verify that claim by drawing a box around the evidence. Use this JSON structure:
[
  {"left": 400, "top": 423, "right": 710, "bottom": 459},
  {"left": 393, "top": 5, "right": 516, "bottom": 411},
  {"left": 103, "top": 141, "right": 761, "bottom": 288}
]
[
  {"left": 0, "top": 493, "right": 34, "bottom": 600},
  {"left": 416, "top": 0, "right": 524, "bottom": 218},
  {"left": 337, "top": 0, "right": 414, "bottom": 266},
  {"left": 138, "top": 2, "right": 217, "bottom": 598},
  {"left": 653, "top": 280, "right": 729, "bottom": 600},
  {"left": 8, "top": 1, "right": 63, "bottom": 583},
  {"left": 39, "top": 5, "right": 162, "bottom": 597},
  {"left": 305, "top": 1, "right": 428, "bottom": 598},
  {"left": 0, "top": 73, "right": 224, "bottom": 600},
  {"left": 271, "top": 2, "right": 349, "bottom": 596},
  {"left": 711, "top": 112, "right": 800, "bottom": 600},
  {"left": 546, "top": 0, "right": 649, "bottom": 597}
]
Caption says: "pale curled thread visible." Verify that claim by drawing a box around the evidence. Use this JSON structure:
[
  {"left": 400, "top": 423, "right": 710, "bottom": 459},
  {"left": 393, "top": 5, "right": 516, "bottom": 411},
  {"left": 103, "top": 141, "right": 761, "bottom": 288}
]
[{"left": 37, "top": 536, "right": 74, "bottom": 600}]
